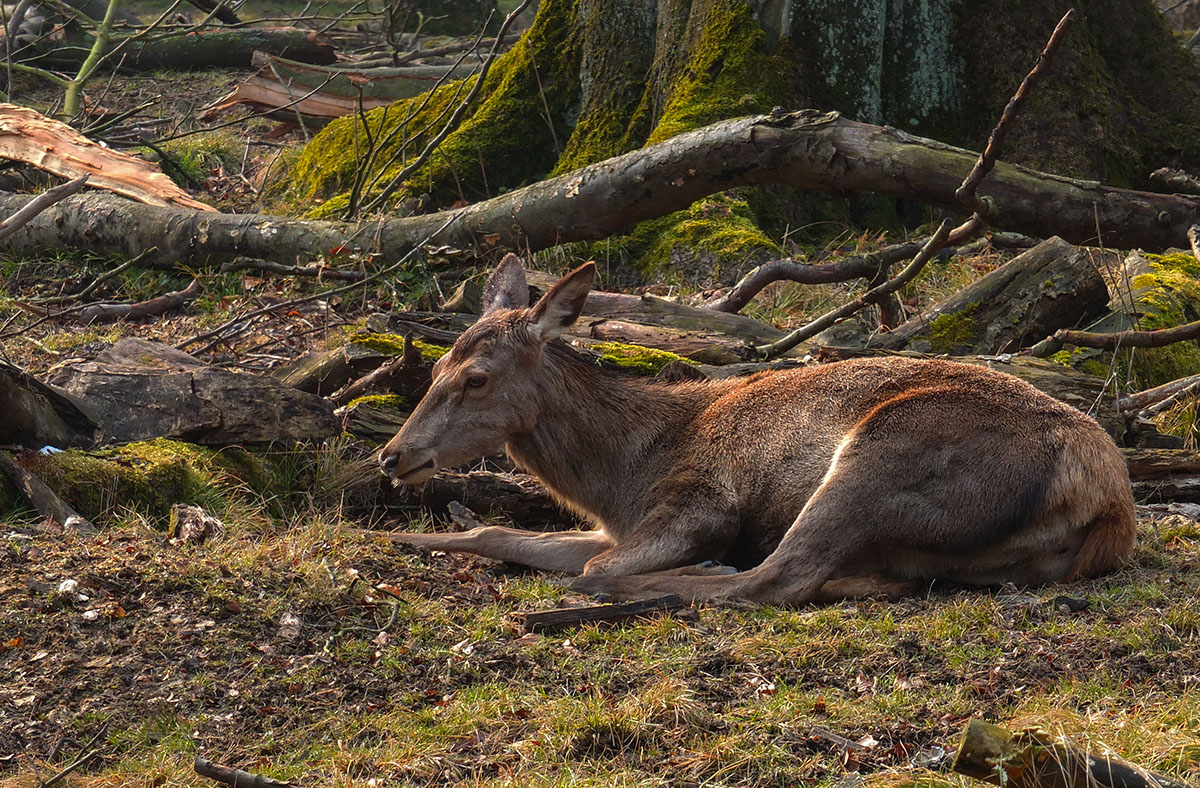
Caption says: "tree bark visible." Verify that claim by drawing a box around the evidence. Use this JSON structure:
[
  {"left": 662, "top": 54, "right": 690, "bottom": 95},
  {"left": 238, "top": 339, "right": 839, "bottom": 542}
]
[
  {"left": 47, "top": 339, "right": 339, "bottom": 446},
  {"left": 0, "top": 360, "right": 95, "bottom": 448},
  {"left": 2, "top": 112, "right": 1198, "bottom": 270},
  {"left": 875, "top": 237, "right": 1115, "bottom": 353}
]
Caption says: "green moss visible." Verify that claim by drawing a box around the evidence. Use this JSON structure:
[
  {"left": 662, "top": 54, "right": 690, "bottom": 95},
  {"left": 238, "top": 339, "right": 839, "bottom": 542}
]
[
  {"left": 285, "top": 0, "right": 582, "bottom": 214},
  {"left": 345, "top": 393, "right": 408, "bottom": 411},
  {"left": 618, "top": 193, "right": 779, "bottom": 280},
  {"left": 927, "top": 303, "right": 980, "bottom": 354},
  {"left": 348, "top": 333, "right": 449, "bottom": 361},
  {"left": 645, "top": 1, "right": 788, "bottom": 145},
  {"left": 1048, "top": 350, "right": 1074, "bottom": 367},
  {"left": 148, "top": 131, "right": 243, "bottom": 188},
  {"left": 592, "top": 342, "right": 697, "bottom": 376},
  {"left": 1124, "top": 253, "right": 1200, "bottom": 387},
  {"left": 20, "top": 439, "right": 277, "bottom": 526}
]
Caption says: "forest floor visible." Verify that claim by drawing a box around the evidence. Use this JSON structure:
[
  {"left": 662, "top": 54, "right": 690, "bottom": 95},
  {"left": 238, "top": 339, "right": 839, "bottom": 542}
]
[{"left": 2, "top": 13, "right": 1200, "bottom": 788}]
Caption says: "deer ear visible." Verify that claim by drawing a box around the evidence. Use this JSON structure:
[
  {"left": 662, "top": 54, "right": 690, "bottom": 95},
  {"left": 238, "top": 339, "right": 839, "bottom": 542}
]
[
  {"left": 528, "top": 262, "right": 596, "bottom": 341},
  {"left": 481, "top": 253, "right": 529, "bottom": 314}
]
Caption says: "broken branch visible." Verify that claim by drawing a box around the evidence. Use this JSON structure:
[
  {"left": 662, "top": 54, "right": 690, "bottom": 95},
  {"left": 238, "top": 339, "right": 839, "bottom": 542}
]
[
  {"left": 193, "top": 757, "right": 298, "bottom": 788},
  {"left": 517, "top": 595, "right": 687, "bottom": 634},
  {"left": 71, "top": 277, "right": 203, "bottom": 324},
  {"left": 755, "top": 220, "right": 954, "bottom": 358},
  {"left": 956, "top": 10, "right": 1077, "bottom": 209}
]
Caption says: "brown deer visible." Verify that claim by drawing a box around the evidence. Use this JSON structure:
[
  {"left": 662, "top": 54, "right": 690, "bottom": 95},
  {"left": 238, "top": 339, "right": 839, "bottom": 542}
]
[{"left": 378, "top": 256, "right": 1137, "bottom": 604}]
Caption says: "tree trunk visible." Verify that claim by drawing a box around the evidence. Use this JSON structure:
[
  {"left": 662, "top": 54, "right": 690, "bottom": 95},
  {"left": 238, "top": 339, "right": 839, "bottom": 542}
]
[
  {"left": 4, "top": 113, "right": 1199, "bottom": 269},
  {"left": 285, "top": 0, "right": 1200, "bottom": 278}
]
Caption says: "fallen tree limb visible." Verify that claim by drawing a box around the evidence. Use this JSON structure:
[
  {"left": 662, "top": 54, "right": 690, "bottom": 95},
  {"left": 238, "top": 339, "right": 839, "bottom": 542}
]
[
  {"left": 0, "top": 111, "right": 1198, "bottom": 268},
  {"left": 70, "top": 277, "right": 203, "bottom": 324},
  {"left": 193, "top": 757, "right": 298, "bottom": 788},
  {"left": 1027, "top": 318, "right": 1200, "bottom": 357},
  {"left": 219, "top": 258, "right": 366, "bottom": 282},
  {"left": 756, "top": 221, "right": 955, "bottom": 358},
  {"left": 0, "top": 104, "right": 214, "bottom": 211},
  {"left": 702, "top": 241, "right": 924, "bottom": 314},
  {"left": 951, "top": 718, "right": 1188, "bottom": 788},
  {"left": 0, "top": 175, "right": 88, "bottom": 241},
  {"left": 37, "top": 27, "right": 338, "bottom": 70},
  {"left": 517, "top": 595, "right": 687, "bottom": 634},
  {"left": 1117, "top": 373, "right": 1200, "bottom": 413}
]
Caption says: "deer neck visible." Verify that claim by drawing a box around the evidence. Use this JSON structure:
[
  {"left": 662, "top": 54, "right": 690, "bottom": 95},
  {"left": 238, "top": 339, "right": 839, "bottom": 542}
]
[{"left": 505, "top": 344, "right": 715, "bottom": 534}]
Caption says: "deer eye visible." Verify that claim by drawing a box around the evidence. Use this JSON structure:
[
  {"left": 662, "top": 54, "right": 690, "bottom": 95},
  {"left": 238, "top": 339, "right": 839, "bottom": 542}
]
[{"left": 465, "top": 374, "right": 487, "bottom": 389}]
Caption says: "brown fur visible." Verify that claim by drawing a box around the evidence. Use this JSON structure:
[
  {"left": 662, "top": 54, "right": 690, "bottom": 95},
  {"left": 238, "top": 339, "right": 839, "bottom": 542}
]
[{"left": 378, "top": 259, "right": 1137, "bottom": 604}]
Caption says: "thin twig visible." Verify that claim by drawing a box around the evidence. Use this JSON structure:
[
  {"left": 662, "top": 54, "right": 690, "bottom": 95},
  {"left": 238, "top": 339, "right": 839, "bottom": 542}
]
[
  {"left": 175, "top": 212, "right": 461, "bottom": 352},
  {"left": 358, "top": 0, "right": 531, "bottom": 216},
  {"left": 36, "top": 724, "right": 107, "bottom": 788}
]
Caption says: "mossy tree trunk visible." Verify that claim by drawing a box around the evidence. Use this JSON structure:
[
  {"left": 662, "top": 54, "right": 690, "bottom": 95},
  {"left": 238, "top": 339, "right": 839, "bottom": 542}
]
[{"left": 285, "top": 0, "right": 1200, "bottom": 279}]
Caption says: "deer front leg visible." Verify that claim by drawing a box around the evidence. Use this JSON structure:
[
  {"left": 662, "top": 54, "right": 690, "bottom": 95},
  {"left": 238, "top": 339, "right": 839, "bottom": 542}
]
[
  {"left": 571, "top": 487, "right": 741, "bottom": 590},
  {"left": 390, "top": 527, "right": 613, "bottom": 574}
]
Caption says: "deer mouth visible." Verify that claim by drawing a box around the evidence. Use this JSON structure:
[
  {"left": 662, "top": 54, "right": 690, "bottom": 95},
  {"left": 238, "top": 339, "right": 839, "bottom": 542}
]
[{"left": 395, "top": 458, "right": 436, "bottom": 483}]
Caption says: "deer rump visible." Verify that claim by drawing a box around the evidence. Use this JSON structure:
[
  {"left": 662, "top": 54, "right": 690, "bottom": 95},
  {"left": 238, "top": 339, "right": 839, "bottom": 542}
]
[{"left": 379, "top": 256, "right": 1137, "bottom": 605}]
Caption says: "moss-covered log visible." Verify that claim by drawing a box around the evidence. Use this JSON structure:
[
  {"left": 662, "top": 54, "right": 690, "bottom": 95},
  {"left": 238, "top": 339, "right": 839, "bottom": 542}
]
[
  {"left": 5, "top": 112, "right": 1200, "bottom": 271},
  {"left": 877, "top": 237, "right": 1115, "bottom": 354}
]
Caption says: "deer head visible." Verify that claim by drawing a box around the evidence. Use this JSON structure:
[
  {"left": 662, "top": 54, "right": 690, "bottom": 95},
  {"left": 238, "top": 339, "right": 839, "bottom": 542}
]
[{"left": 378, "top": 255, "right": 596, "bottom": 483}]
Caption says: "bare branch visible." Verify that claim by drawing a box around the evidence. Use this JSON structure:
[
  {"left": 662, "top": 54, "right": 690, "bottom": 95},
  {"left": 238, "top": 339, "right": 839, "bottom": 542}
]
[
  {"left": 755, "top": 221, "right": 954, "bottom": 358},
  {"left": 955, "top": 9, "right": 1076, "bottom": 209}
]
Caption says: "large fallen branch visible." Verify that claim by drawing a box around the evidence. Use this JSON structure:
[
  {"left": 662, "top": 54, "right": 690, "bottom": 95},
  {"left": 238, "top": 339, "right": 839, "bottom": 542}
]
[{"left": 0, "top": 111, "right": 1198, "bottom": 268}]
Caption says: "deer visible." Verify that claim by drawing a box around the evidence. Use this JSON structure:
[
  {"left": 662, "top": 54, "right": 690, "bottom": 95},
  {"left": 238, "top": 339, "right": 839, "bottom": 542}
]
[{"left": 377, "top": 255, "right": 1137, "bottom": 605}]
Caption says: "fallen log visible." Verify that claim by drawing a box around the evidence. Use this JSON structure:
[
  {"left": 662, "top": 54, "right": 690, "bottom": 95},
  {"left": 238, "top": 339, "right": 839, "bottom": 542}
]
[
  {"left": 202, "top": 54, "right": 478, "bottom": 121},
  {"left": 35, "top": 27, "right": 338, "bottom": 71},
  {"left": 0, "top": 360, "right": 95, "bottom": 448},
  {"left": 951, "top": 718, "right": 1188, "bottom": 788},
  {"left": 47, "top": 338, "right": 339, "bottom": 445},
  {"left": 2, "top": 111, "right": 1199, "bottom": 269},
  {"left": 585, "top": 319, "right": 757, "bottom": 365},
  {"left": 875, "top": 237, "right": 1114, "bottom": 353}
]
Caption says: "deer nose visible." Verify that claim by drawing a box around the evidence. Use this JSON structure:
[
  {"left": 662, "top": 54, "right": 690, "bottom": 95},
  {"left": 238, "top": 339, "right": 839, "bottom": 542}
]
[{"left": 379, "top": 452, "right": 399, "bottom": 476}]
